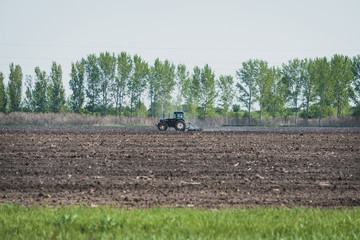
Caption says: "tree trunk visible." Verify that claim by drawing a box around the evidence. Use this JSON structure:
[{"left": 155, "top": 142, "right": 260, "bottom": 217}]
[
  {"left": 248, "top": 101, "right": 251, "bottom": 125},
  {"left": 319, "top": 100, "right": 323, "bottom": 126},
  {"left": 130, "top": 96, "right": 133, "bottom": 120},
  {"left": 306, "top": 97, "right": 309, "bottom": 126},
  {"left": 92, "top": 89, "right": 95, "bottom": 116},
  {"left": 161, "top": 102, "right": 164, "bottom": 118},
  {"left": 337, "top": 93, "right": 341, "bottom": 118}
]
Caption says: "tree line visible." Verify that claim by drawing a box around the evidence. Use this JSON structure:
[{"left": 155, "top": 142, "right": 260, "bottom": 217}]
[{"left": 0, "top": 52, "right": 360, "bottom": 124}]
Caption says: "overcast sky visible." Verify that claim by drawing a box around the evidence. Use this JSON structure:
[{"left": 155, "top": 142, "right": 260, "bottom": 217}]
[{"left": 1, "top": 0, "right": 359, "bottom": 96}]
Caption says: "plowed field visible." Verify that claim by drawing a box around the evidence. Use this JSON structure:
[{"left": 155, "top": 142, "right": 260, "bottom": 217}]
[{"left": 1, "top": 126, "right": 359, "bottom": 208}]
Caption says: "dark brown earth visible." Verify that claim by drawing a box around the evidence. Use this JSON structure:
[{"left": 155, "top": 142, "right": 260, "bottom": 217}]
[{"left": 0, "top": 126, "right": 359, "bottom": 208}]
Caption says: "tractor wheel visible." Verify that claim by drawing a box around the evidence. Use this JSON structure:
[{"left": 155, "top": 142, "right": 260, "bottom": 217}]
[
  {"left": 157, "top": 122, "right": 168, "bottom": 131},
  {"left": 175, "top": 120, "right": 186, "bottom": 131}
]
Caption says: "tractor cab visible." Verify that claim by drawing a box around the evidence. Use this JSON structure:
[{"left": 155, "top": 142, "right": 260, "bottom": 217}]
[{"left": 173, "top": 111, "right": 184, "bottom": 120}]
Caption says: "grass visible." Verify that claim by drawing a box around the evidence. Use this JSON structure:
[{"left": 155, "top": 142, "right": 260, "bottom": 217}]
[{"left": 0, "top": 204, "right": 359, "bottom": 240}]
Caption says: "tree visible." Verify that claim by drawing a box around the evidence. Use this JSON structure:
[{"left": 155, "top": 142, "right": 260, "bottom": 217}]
[
  {"left": 0, "top": 72, "right": 7, "bottom": 112},
  {"left": 159, "top": 60, "right": 176, "bottom": 118},
  {"left": 115, "top": 52, "right": 132, "bottom": 117},
  {"left": 98, "top": 52, "right": 116, "bottom": 116},
  {"left": 352, "top": 55, "right": 360, "bottom": 115},
  {"left": 236, "top": 60, "right": 258, "bottom": 125},
  {"left": 313, "top": 57, "right": 334, "bottom": 125},
  {"left": 175, "top": 64, "right": 190, "bottom": 110},
  {"left": 199, "top": 64, "right": 217, "bottom": 119},
  {"left": 49, "top": 62, "right": 65, "bottom": 112},
  {"left": 282, "top": 59, "right": 302, "bottom": 125},
  {"left": 128, "top": 55, "right": 148, "bottom": 118},
  {"left": 264, "top": 67, "right": 285, "bottom": 119},
  {"left": 255, "top": 60, "right": 271, "bottom": 121},
  {"left": 185, "top": 66, "right": 201, "bottom": 118},
  {"left": 24, "top": 75, "right": 33, "bottom": 112},
  {"left": 33, "top": 67, "right": 48, "bottom": 113},
  {"left": 148, "top": 59, "right": 162, "bottom": 118},
  {"left": 330, "top": 54, "right": 353, "bottom": 117},
  {"left": 301, "top": 59, "right": 316, "bottom": 125},
  {"left": 217, "top": 75, "right": 234, "bottom": 121},
  {"left": 69, "top": 61, "right": 85, "bottom": 113},
  {"left": 84, "top": 54, "right": 101, "bottom": 116},
  {"left": 8, "top": 63, "right": 23, "bottom": 112}
]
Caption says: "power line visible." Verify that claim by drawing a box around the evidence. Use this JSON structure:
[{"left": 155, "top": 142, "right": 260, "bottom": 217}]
[{"left": 1, "top": 43, "right": 359, "bottom": 52}]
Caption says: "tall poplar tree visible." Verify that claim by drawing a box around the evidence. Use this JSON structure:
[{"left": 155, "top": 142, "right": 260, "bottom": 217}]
[
  {"left": 115, "top": 52, "right": 132, "bottom": 117},
  {"left": 199, "top": 64, "right": 217, "bottom": 119},
  {"left": 159, "top": 60, "right": 175, "bottom": 118},
  {"left": 236, "top": 60, "right": 257, "bottom": 125},
  {"left": 69, "top": 61, "right": 85, "bottom": 113},
  {"left": 282, "top": 59, "right": 302, "bottom": 125},
  {"left": 185, "top": 66, "right": 201, "bottom": 118},
  {"left": 33, "top": 67, "right": 48, "bottom": 113},
  {"left": 98, "top": 52, "right": 116, "bottom": 116},
  {"left": 175, "top": 64, "right": 190, "bottom": 110},
  {"left": 24, "top": 75, "right": 33, "bottom": 112},
  {"left": 313, "top": 57, "right": 334, "bottom": 125},
  {"left": 330, "top": 54, "right": 353, "bottom": 117},
  {"left": 353, "top": 55, "right": 360, "bottom": 113},
  {"left": 0, "top": 72, "right": 7, "bottom": 112},
  {"left": 255, "top": 60, "right": 271, "bottom": 121},
  {"left": 302, "top": 59, "right": 316, "bottom": 125},
  {"left": 128, "top": 55, "right": 148, "bottom": 118},
  {"left": 84, "top": 54, "right": 101, "bottom": 115},
  {"left": 8, "top": 63, "right": 23, "bottom": 112},
  {"left": 49, "top": 62, "right": 65, "bottom": 112},
  {"left": 264, "top": 67, "right": 285, "bottom": 119},
  {"left": 217, "top": 75, "right": 234, "bottom": 121},
  {"left": 148, "top": 59, "right": 162, "bottom": 118}
]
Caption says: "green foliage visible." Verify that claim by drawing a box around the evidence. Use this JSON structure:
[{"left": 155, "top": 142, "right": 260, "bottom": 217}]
[
  {"left": 69, "top": 61, "right": 85, "bottom": 113},
  {"left": 84, "top": 54, "right": 101, "bottom": 116},
  {"left": 217, "top": 75, "right": 234, "bottom": 117},
  {"left": 331, "top": 54, "right": 354, "bottom": 117},
  {"left": 232, "top": 104, "right": 240, "bottom": 112},
  {"left": 24, "top": 75, "right": 33, "bottom": 112},
  {"left": 351, "top": 55, "right": 360, "bottom": 115},
  {"left": 98, "top": 52, "right": 117, "bottom": 116},
  {"left": 236, "top": 60, "right": 258, "bottom": 124},
  {"left": 148, "top": 58, "right": 162, "bottom": 117},
  {"left": 33, "top": 67, "right": 48, "bottom": 113},
  {"left": 115, "top": 52, "right": 132, "bottom": 116},
  {"left": 199, "top": 64, "right": 217, "bottom": 119},
  {"left": 128, "top": 55, "right": 148, "bottom": 118},
  {"left": 175, "top": 64, "right": 190, "bottom": 110},
  {"left": 7, "top": 63, "right": 23, "bottom": 112},
  {"left": 159, "top": 60, "right": 176, "bottom": 118},
  {"left": 301, "top": 58, "right": 316, "bottom": 124},
  {"left": 313, "top": 57, "right": 334, "bottom": 123},
  {"left": 253, "top": 60, "right": 272, "bottom": 120},
  {"left": 264, "top": 67, "right": 285, "bottom": 118},
  {"left": 1, "top": 204, "right": 359, "bottom": 240},
  {"left": 185, "top": 66, "right": 201, "bottom": 117},
  {"left": 0, "top": 72, "right": 7, "bottom": 112},
  {"left": 2, "top": 52, "right": 360, "bottom": 121},
  {"left": 49, "top": 62, "right": 65, "bottom": 113},
  {"left": 282, "top": 58, "right": 303, "bottom": 124}
]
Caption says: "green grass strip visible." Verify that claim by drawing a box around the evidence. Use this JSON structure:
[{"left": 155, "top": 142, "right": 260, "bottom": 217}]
[{"left": 0, "top": 204, "right": 359, "bottom": 240}]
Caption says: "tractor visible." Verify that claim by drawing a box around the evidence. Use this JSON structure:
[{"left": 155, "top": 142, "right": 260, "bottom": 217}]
[{"left": 156, "top": 111, "right": 201, "bottom": 131}]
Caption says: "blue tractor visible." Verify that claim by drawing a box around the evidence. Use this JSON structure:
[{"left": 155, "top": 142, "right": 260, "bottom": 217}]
[{"left": 157, "top": 111, "right": 186, "bottom": 131}]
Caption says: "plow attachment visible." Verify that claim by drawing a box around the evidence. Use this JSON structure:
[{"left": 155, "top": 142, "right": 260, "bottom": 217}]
[{"left": 187, "top": 122, "right": 202, "bottom": 131}]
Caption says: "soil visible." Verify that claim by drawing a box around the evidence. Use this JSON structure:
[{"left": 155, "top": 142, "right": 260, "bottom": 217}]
[{"left": 0, "top": 126, "right": 359, "bottom": 208}]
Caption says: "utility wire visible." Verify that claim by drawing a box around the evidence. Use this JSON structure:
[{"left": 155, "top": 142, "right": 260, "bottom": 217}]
[{"left": 1, "top": 43, "right": 359, "bottom": 52}]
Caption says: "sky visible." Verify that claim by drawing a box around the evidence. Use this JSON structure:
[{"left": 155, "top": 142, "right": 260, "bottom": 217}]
[{"left": 0, "top": 0, "right": 359, "bottom": 98}]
